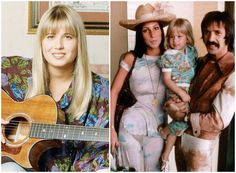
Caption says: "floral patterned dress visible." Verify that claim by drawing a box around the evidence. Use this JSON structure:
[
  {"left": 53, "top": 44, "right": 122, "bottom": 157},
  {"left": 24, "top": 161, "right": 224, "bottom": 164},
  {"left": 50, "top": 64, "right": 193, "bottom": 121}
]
[
  {"left": 157, "top": 46, "right": 197, "bottom": 136},
  {"left": 1, "top": 56, "right": 109, "bottom": 171}
]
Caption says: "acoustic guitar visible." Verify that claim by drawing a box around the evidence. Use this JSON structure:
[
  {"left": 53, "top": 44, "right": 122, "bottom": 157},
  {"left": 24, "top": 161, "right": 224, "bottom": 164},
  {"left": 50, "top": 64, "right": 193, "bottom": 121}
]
[{"left": 1, "top": 90, "right": 109, "bottom": 170}]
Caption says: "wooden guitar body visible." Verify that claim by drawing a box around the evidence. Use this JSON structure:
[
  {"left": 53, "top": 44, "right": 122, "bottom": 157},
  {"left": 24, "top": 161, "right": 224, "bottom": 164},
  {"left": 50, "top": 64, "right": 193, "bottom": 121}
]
[
  {"left": 1, "top": 90, "right": 109, "bottom": 170},
  {"left": 2, "top": 90, "right": 58, "bottom": 169}
]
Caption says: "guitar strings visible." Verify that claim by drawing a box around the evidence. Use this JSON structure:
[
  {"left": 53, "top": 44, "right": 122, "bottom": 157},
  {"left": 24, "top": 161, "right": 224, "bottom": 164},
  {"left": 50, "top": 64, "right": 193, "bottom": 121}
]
[
  {"left": 3, "top": 120, "right": 108, "bottom": 138},
  {"left": 4, "top": 127, "right": 108, "bottom": 133},
  {"left": 4, "top": 120, "right": 108, "bottom": 130},
  {"left": 4, "top": 126, "right": 108, "bottom": 134},
  {"left": 3, "top": 128, "right": 108, "bottom": 139}
]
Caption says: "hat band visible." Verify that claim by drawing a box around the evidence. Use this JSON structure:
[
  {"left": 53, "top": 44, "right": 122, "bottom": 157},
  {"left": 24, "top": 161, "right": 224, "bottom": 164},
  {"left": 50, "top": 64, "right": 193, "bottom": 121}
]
[{"left": 138, "top": 9, "right": 164, "bottom": 20}]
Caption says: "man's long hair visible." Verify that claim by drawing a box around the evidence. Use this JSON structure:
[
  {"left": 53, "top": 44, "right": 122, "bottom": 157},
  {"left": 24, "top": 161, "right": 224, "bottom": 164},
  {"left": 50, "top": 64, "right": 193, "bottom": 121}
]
[{"left": 201, "top": 11, "right": 234, "bottom": 52}]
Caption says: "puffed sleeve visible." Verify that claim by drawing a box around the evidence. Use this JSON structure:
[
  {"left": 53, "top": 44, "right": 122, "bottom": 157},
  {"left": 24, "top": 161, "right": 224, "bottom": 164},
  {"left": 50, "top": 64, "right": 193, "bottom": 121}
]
[
  {"left": 158, "top": 49, "right": 179, "bottom": 72},
  {"left": 1, "top": 56, "right": 32, "bottom": 101}
]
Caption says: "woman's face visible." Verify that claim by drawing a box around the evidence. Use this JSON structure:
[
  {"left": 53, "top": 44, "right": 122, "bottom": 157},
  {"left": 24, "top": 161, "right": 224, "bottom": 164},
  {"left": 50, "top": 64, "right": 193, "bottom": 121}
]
[
  {"left": 142, "top": 21, "right": 162, "bottom": 49},
  {"left": 42, "top": 28, "right": 77, "bottom": 70}
]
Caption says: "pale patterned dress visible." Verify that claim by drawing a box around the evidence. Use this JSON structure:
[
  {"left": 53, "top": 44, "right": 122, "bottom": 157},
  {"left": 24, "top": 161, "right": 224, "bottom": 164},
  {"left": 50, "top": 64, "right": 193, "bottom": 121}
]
[{"left": 118, "top": 54, "right": 166, "bottom": 171}]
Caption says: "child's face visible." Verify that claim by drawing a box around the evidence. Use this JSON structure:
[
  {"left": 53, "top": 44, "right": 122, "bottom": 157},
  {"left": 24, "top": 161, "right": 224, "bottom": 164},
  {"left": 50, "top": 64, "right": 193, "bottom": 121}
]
[{"left": 169, "top": 29, "right": 187, "bottom": 53}]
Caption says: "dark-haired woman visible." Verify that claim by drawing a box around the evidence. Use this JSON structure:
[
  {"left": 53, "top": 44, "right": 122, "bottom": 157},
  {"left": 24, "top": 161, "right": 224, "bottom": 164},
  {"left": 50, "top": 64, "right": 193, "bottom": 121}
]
[{"left": 110, "top": 3, "right": 175, "bottom": 171}]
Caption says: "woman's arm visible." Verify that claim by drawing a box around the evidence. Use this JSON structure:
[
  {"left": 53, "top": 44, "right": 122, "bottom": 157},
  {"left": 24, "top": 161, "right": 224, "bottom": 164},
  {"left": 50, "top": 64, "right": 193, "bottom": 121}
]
[
  {"left": 110, "top": 52, "right": 135, "bottom": 150},
  {"left": 2, "top": 56, "right": 32, "bottom": 101}
]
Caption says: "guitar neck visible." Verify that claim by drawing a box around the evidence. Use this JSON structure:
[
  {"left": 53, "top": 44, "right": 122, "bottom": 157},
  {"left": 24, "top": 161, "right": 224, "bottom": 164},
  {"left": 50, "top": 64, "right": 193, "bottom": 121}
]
[{"left": 30, "top": 123, "right": 108, "bottom": 142}]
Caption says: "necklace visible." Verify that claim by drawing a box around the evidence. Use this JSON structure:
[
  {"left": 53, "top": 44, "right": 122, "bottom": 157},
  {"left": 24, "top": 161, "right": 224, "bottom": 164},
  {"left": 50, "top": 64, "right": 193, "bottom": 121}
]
[{"left": 144, "top": 54, "right": 160, "bottom": 106}]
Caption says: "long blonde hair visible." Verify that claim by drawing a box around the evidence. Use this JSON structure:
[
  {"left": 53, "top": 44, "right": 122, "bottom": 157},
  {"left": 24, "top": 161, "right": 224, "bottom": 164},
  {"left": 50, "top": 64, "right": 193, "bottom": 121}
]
[
  {"left": 25, "top": 5, "right": 92, "bottom": 120},
  {"left": 166, "top": 18, "right": 194, "bottom": 48}
]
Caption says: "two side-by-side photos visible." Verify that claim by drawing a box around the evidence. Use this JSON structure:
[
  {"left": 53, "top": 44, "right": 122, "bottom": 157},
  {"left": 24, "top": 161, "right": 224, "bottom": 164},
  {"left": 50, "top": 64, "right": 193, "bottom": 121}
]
[{"left": 1, "top": 1, "right": 235, "bottom": 172}]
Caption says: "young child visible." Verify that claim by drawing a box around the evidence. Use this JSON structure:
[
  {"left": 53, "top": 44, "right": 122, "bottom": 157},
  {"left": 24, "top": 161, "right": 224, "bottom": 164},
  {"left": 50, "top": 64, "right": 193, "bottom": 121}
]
[{"left": 157, "top": 18, "right": 197, "bottom": 171}]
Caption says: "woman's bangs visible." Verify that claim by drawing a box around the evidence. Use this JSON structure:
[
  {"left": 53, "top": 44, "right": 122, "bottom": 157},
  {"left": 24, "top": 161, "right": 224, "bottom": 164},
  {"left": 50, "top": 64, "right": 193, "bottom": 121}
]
[{"left": 41, "top": 16, "right": 77, "bottom": 37}]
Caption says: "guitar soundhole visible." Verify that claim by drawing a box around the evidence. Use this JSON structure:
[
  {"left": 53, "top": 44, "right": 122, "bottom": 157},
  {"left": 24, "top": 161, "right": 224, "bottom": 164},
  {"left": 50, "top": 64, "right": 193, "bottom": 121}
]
[{"left": 4, "top": 115, "right": 30, "bottom": 146}]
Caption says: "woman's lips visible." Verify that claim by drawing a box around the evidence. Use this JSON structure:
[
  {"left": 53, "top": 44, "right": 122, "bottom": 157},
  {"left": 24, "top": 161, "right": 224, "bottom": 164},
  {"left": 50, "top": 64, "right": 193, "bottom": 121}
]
[{"left": 52, "top": 53, "right": 65, "bottom": 58}]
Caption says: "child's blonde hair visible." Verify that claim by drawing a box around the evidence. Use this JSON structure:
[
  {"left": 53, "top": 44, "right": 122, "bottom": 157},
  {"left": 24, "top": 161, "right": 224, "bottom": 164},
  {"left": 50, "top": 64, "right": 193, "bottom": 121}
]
[
  {"left": 25, "top": 5, "right": 92, "bottom": 120},
  {"left": 166, "top": 18, "right": 194, "bottom": 48}
]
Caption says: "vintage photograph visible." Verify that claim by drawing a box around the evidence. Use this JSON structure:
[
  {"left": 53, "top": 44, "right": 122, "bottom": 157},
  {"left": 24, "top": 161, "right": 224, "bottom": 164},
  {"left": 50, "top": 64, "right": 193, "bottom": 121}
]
[
  {"left": 2, "top": 1, "right": 109, "bottom": 171},
  {"left": 110, "top": 1, "right": 234, "bottom": 172},
  {"left": 1, "top": 1, "right": 235, "bottom": 172}
]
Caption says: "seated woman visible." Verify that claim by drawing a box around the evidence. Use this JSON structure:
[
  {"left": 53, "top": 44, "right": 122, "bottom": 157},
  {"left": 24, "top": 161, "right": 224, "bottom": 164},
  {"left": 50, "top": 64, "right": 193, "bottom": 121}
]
[{"left": 1, "top": 4, "right": 109, "bottom": 172}]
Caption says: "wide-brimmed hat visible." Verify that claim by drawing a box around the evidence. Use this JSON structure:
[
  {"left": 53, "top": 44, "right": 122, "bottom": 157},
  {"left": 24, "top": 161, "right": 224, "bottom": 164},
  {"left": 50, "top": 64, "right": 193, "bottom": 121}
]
[{"left": 119, "top": 3, "right": 176, "bottom": 30}]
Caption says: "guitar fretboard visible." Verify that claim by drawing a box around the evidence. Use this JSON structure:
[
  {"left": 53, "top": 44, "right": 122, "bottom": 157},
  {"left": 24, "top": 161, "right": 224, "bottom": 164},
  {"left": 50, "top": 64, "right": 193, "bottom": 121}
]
[{"left": 29, "top": 123, "right": 108, "bottom": 142}]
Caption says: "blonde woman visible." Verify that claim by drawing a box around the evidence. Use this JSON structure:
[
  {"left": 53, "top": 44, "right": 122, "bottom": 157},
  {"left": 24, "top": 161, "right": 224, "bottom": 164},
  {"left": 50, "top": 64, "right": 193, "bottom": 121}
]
[{"left": 1, "top": 5, "right": 109, "bottom": 171}]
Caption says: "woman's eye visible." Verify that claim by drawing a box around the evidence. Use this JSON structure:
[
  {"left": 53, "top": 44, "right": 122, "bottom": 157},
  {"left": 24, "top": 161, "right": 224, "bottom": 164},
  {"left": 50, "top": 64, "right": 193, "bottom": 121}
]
[
  {"left": 46, "top": 35, "right": 54, "bottom": 39},
  {"left": 142, "top": 29, "right": 148, "bottom": 33},
  {"left": 65, "top": 35, "right": 73, "bottom": 39},
  {"left": 154, "top": 26, "right": 160, "bottom": 30}
]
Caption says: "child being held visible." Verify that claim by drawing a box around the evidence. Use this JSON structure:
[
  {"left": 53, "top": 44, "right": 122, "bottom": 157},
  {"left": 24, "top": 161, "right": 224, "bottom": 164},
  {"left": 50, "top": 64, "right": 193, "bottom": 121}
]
[{"left": 157, "top": 18, "right": 197, "bottom": 172}]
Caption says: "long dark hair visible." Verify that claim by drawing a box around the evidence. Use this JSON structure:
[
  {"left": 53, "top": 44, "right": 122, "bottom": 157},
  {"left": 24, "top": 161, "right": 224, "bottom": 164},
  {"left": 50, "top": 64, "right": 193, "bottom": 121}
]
[
  {"left": 133, "top": 22, "right": 165, "bottom": 58},
  {"left": 201, "top": 11, "right": 234, "bottom": 52}
]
